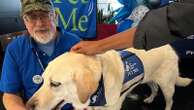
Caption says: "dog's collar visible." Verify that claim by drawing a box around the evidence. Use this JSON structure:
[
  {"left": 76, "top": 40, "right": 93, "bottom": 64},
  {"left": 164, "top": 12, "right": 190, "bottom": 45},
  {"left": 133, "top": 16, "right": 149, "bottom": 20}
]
[{"left": 89, "top": 75, "right": 107, "bottom": 106}]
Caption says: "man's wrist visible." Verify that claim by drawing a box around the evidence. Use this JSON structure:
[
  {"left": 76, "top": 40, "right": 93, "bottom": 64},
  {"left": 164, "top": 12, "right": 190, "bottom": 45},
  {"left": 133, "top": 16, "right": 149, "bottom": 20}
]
[{"left": 95, "top": 40, "right": 106, "bottom": 53}]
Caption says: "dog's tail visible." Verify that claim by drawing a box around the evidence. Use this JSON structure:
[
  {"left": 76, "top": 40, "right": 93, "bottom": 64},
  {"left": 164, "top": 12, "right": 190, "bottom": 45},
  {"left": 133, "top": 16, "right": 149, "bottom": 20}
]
[{"left": 176, "top": 76, "right": 193, "bottom": 87}]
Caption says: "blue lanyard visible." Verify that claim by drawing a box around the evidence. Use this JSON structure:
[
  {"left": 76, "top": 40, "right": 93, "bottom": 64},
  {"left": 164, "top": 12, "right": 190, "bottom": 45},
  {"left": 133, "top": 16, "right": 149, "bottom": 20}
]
[{"left": 33, "top": 49, "right": 45, "bottom": 71}]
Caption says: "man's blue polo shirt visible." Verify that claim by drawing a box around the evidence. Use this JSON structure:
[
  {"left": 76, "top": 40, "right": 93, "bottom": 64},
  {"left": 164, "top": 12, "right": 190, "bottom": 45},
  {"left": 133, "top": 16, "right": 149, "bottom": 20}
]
[{"left": 0, "top": 28, "right": 80, "bottom": 109}]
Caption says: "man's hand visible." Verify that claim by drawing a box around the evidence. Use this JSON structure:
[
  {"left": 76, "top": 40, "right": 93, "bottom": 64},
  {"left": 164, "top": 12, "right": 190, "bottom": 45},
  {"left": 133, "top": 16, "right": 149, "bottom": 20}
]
[{"left": 3, "top": 93, "right": 28, "bottom": 110}]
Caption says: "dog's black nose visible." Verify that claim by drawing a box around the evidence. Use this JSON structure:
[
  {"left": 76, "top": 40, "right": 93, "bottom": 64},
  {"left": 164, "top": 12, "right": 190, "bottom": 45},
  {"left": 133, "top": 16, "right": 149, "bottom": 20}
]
[
  {"left": 29, "top": 103, "right": 36, "bottom": 110},
  {"left": 26, "top": 100, "right": 37, "bottom": 110},
  {"left": 27, "top": 103, "right": 37, "bottom": 110}
]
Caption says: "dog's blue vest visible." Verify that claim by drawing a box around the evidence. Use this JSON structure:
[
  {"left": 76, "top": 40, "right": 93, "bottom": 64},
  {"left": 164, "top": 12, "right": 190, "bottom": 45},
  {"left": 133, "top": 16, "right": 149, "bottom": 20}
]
[
  {"left": 89, "top": 51, "right": 144, "bottom": 106},
  {"left": 119, "top": 50, "right": 144, "bottom": 96},
  {"left": 119, "top": 51, "right": 144, "bottom": 84}
]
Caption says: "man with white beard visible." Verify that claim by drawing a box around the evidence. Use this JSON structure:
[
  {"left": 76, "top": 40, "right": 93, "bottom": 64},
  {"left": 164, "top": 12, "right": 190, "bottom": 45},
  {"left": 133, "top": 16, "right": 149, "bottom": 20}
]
[{"left": 0, "top": 0, "right": 80, "bottom": 110}]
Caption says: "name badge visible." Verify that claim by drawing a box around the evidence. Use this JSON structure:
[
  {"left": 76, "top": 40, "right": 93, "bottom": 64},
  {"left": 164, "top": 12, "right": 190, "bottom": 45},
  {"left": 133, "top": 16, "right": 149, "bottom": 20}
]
[{"left": 33, "top": 75, "right": 43, "bottom": 84}]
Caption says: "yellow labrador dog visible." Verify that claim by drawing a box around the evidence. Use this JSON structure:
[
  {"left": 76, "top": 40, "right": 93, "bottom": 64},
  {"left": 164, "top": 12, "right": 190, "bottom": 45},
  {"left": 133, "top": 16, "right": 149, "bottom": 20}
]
[{"left": 27, "top": 44, "right": 193, "bottom": 110}]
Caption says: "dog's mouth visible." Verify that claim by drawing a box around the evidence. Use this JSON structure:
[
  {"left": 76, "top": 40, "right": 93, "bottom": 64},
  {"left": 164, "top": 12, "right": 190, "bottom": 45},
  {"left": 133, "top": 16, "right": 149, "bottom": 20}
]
[{"left": 51, "top": 100, "right": 65, "bottom": 110}]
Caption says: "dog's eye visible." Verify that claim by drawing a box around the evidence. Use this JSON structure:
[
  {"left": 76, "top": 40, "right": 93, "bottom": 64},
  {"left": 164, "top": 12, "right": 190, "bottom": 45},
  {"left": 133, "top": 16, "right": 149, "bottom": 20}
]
[{"left": 50, "top": 81, "right": 61, "bottom": 87}]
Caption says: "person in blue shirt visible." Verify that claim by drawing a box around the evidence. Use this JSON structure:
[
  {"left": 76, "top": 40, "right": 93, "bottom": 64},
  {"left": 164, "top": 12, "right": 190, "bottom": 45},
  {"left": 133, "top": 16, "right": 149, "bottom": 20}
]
[{"left": 0, "top": 0, "right": 80, "bottom": 110}]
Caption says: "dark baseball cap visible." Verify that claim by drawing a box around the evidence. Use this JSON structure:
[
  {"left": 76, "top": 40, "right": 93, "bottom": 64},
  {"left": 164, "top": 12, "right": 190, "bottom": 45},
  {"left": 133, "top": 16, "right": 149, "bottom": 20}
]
[{"left": 21, "top": 0, "right": 54, "bottom": 15}]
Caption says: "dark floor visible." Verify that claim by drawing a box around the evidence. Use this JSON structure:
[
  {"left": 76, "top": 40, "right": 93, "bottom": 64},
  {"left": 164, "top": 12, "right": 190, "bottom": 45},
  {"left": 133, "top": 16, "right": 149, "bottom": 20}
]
[{"left": 121, "top": 83, "right": 194, "bottom": 110}]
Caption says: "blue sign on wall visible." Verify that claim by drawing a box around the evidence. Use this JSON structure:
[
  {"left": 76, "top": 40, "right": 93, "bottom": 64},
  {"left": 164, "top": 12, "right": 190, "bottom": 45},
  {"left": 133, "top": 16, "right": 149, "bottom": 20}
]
[{"left": 52, "top": 0, "right": 96, "bottom": 39}]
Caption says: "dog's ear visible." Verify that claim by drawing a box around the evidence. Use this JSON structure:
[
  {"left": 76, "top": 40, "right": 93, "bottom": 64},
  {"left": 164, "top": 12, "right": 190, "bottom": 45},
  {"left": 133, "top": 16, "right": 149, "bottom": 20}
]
[{"left": 73, "top": 70, "right": 98, "bottom": 104}]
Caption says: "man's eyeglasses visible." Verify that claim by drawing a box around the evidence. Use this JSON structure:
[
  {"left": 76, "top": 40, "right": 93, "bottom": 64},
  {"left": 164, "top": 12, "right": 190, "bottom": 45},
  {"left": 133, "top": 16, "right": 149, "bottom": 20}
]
[{"left": 23, "top": 12, "right": 54, "bottom": 23}]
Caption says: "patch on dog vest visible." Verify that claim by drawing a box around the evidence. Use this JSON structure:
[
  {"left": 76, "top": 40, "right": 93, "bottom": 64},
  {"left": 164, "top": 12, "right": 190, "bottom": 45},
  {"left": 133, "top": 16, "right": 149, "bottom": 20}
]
[
  {"left": 119, "top": 50, "right": 144, "bottom": 84},
  {"left": 89, "top": 76, "right": 107, "bottom": 106}
]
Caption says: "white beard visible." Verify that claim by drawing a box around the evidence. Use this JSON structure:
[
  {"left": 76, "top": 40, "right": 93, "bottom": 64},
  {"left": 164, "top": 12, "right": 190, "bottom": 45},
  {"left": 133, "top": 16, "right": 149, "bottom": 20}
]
[{"left": 33, "top": 29, "right": 55, "bottom": 44}]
